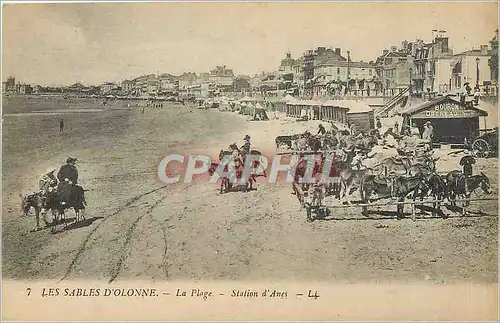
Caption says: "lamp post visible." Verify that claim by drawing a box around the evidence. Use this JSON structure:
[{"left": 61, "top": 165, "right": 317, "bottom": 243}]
[
  {"left": 409, "top": 67, "right": 413, "bottom": 94},
  {"left": 347, "top": 50, "right": 351, "bottom": 94},
  {"left": 475, "top": 57, "right": 480, "bottom": 90}
]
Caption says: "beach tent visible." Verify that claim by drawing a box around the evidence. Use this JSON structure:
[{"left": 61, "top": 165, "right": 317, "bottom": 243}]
[
  {"left": 246, "top": 102, "right": 256, "bottom": 115},
  {"left": 239, "top": 95, "right": 253, "bottom": 103},
  {"left": 240, "top": 102, "right": 256, "bottom": 115},
  {"left": 255, "top": 102, "right": 267, "bottom": 110},
  {"left": 252, "top": 103, "right": 270, "bottom": 121},
  {"left": 238, "top": 103, "right": 248, "bottom": 115},
  {"left": 340, "top": 100, "right": 375, "bottom": 135},
  {"left": 218, "top": 100, "right": 232, "bottom": 111},
  {"left": 280, "top": 94, "right": 296, "bottom": 103}
]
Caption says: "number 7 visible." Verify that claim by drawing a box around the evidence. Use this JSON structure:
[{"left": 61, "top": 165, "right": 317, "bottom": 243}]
[{"left": 26, "top": 288, "right": 31, "bottom": 296}]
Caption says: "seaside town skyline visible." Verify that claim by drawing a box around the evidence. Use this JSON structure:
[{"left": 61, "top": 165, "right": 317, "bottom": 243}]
[
  {"left": 2, "top": 2, "right": 498, "bottom": 87},
  {"left": 4, "top": 27, "right": 498, "bottom": 101}
]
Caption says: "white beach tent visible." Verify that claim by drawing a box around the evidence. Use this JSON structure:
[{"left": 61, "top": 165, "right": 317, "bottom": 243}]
[{"left": 280, "top": 94, "right": 296, "bottom": 103}]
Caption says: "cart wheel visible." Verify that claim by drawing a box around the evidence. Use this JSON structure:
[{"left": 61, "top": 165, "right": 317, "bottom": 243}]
[{"left": 472, "top": 139, "right": 490, "bottom": 158}]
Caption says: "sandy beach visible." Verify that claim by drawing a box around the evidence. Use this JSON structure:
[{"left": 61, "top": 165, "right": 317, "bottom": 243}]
[{"left": 2, "top": 98, "right": 497, "bottom": 283}]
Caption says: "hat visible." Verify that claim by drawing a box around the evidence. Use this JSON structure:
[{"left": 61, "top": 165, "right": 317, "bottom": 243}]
[
  {"left": 66, "top": 157, "right": 78, "bottom": 164},
  {"left": 244, "top": 135, "right": 250, "bottom": 140},
  {"left": 425, "top": 121, "right": 431, "bottom": 125}
]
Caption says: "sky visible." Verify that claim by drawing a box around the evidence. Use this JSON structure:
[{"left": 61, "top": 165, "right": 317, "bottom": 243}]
[{"left": 2, "top": 2, "right": 498, "bottom": 86}]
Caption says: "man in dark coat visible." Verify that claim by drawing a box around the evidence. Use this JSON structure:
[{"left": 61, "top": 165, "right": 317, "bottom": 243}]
[
  {"left": 317, "top": 124, "right": 326, "bottom": 136},
  {"left": 460, "top": 153, "right": 476, "bottom": 194},
  {"left": 240, "top": 135, "right": 251, "bottom": 160},
  {"left": 57, "top": 157, "right": 78, "bottom": 184},
  {"left": 57, "top": 157, "right": 79, "bottom": 205}
]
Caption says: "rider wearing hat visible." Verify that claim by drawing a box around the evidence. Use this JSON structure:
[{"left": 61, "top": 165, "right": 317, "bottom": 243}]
[
  {"left": 57, "top": 157, "right": 79, "bottom": 185},
  {"left": 460, "top": 151, "right": 476, "bottom": 195},
  {"left": 240, "top": 135, "right": 251, "bottom": 160},
  {"left": 317, "top": 124, "right": 326, "bottom": 136},
  {"left": 57, "top": 157, "right": 79, "bottom": 205}
]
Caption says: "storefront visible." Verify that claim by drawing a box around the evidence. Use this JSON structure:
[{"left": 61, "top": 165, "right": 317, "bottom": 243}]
[{"left": 401, "top": 96, "right": 488, "bottom": 144}]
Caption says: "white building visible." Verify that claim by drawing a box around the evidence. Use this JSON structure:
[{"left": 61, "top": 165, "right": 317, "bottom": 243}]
[
  {"left": 451, "top": 46, "right": 491, "bottom": 91},
  {"left": 160, "top": 79, "right": 176, "bottom": 91},
  {"left": 101, "top": 82, "right": 118, "bottom": 94}
]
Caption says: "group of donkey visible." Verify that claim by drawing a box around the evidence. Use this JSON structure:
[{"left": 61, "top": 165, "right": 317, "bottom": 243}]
[
  {"left": 292, "top": 149, "right": 492, "bottom": 221},
  {"left": 275, "top": 129, "right": 379, "bottom": 155},
  {"left": 20, "top": 184, "right": 87, "bottom": 233},
  {"left": 208, "top": 148, "right": 267, "bottom": 194}
]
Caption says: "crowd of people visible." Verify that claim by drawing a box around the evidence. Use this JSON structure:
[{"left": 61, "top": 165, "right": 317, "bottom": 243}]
[{"left": 376, "top": 117, "right": 435, "bottom": 155}]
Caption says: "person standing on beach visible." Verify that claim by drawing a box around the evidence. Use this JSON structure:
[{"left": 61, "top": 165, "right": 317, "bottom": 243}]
[
  {"left": 422, "top": 121, "right": 434, "bottom": 151},
  {"left": 410, "top": 122, "right": 421, "bottom": 137},
  {"left": 59, "top": 119, "right": 64, "bottom": 134},
  {"left": 474, "top": 87, "right": 480, "bottom": 106},
  {"left": 317, "top": 124, "right": 326, "bottom": 135},
  {"left": 460, "top": 151, "right": 476, "bottom": 195}
]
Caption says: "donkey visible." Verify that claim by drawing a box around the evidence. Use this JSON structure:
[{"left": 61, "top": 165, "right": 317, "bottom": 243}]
[
  {"left": 360, "top": 174, "right": 427, "bottom": 221},
  {"left": 446, "top": 171, "right": 491, "bottom": 214},
  {"left": 20, "top": 192, "right": 48, "bottom": 232}
]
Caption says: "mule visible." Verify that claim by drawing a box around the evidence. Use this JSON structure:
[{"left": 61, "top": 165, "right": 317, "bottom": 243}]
[
  {"left": 307, "top": 135, "right": 323, "bottom": 152},
  {"left": 42, "top": 185, "right": 87, "bottom": 233},
  {"left": 303, "top": 183, "right": 328, "bottom": 222},
  {"left": 20, "top": 193, "right": 48, "bottom": 232},
  {"left": 408, "top": 155, "right": 439, "bottom": 177},
  {"left": 425, "top": 172, "right": 448, "bottom": 216},
  {"left": 354, "top": 134, "right": 378, "bottom": 152},
  {"left": 446, "top": 171, "right": 491, "bottom": 214},
  {"left": 208, "top": 162, "right": 231, "bottom": 193},
  {"left": 249, "top": 149, "right": 267, "bottom": 178},
  {"left": 360, "top": 174, "right": 426, "bottom": 221},
  {"left": 208, "top": 162, "right": 256, "bottom": 193},
  {"left": 322, "top": 135, "right": 338, "bottom": 152},
  {"left": 329, "top": 149, "right": 371, "bottom": 204},
  {"left": 374, "top": 156, "right": 412, "bottom": 176},
  {"left": 275, "top": 135, "right": 293, "bottom": 150}
]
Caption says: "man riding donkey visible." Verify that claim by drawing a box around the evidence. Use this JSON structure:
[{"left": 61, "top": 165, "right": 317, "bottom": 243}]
[
  {"left": 241, "top": 135, "right": 251, "bottom": 160},
  {"left": 317, "top": 124, "right": 327, "bottom": 136},
  {"left": 25, "top": 157, "right": 82, "bottom": 231},
  {"left": 57, "top": 157, "right": 79, "bottom": 206},
  {"left": 226, "top": 135, "right": 251, "bottom": 179},
  {"left": 459, "top": 151, "right": 476, "bottom": 196}
]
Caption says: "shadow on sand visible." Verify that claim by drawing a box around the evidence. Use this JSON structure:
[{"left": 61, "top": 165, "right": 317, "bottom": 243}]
[
  {"left": 216, "top": 185, "right": 257, "bottom": 194},
  {"left": 51, "top": 216, "right": 104, "bottom": 234},
  {"left": 309, "top": 204, "right": 497, "bottom": 222}
]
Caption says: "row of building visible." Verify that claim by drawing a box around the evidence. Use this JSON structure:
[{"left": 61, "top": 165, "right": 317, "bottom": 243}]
[
  {"left": 4, "top": 30, "right": 498, "bottom": 101},
  {"left": 277, "top": 30, "right": 498, "bottom": 99},
  {"left": 2, "top": 76, "right": 33, "bottom": 94},
  {"left": 119, "top": 65, "right": 236, "bottom": 98}
]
